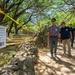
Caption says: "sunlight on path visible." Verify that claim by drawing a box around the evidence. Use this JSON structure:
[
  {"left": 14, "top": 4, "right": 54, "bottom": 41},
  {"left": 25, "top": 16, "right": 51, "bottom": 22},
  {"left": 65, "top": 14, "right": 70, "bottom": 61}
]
[{"left": 35, "top": 45, "right": 75, "bottom": 75}]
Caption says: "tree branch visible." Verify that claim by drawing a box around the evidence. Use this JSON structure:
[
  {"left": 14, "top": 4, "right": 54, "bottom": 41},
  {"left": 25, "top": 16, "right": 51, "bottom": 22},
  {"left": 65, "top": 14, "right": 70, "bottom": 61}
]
[
  {"left": 15, "top": 0, "right": 38, "bottom": 18},
  {"left": 17, "top": 13, "right": 33, "bottom": 30},
  {"left": 8, "top": 0, "right": 24, "bottom": 10}
]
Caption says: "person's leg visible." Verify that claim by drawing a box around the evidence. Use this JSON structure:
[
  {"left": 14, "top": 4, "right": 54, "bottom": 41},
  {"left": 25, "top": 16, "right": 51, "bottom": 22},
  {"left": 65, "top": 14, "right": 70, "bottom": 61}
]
[
  {"left": 50, "top": 37, "right": 53, "bottom": 57},
  {"left": 66, "top": 39, "right": 71, "bottom": 56},
  {"left": 71, "top": 39, "right": 73, "bottom": 48},
  {"left": 62, "top": 40, "right": 66, "bottom": 54},
  {"left": 54, "top": 37, "right": 58, "bottom": 56},
  {"left": 71, "top": 36, "right": 74, "bottom": 48}
]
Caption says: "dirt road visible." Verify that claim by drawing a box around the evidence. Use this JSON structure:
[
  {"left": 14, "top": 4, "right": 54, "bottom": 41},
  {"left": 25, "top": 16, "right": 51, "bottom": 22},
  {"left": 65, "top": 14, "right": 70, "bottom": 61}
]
[{"left": 35, "top": 44, "right": 75, "bottom": 75}]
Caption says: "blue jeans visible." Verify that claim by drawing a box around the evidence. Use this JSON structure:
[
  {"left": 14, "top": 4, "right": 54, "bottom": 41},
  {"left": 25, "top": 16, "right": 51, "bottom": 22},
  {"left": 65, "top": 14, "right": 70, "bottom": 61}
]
[{"left": 49, "top": 36, "right": 58, "bottom": 56}]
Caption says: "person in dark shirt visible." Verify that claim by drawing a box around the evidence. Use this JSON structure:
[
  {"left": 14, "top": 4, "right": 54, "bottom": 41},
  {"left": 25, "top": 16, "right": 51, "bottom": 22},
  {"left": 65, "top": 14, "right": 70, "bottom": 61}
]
[
  {"left": 69, "top": 24, "right": 75, "bottom": 48},
  {"left": 59, "top": 22, "right": 72, "bottom": 56}
]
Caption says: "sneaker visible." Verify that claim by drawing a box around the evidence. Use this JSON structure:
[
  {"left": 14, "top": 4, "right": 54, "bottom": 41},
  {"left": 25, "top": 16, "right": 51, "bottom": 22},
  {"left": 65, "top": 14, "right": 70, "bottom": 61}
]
[
  {"left": 71, "top": 46, "right": 73, "bottom": 48},
  {"left": 68, "top": 54, "right": 72, "bottom": 57},
  {"left": 50, "top": 54, "right": 53, "bottom": 58},
  {"left": 54, "top": 53, "right": 56, "bottom": 57}
]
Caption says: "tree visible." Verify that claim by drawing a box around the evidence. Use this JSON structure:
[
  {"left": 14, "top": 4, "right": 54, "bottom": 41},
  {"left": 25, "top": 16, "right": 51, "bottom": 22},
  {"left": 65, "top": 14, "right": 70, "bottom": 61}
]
[
  {"left": 0, "top": 0, "right": 38, "bottom": 36},
  {"left": 0, "top": 0, "right": 75, "bottom": 37}
]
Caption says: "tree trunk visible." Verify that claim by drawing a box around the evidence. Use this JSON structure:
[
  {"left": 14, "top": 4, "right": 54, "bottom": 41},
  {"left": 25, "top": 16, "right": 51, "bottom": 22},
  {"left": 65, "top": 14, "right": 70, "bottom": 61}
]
[
  {"left": 35, "top": 26, "right": 48, "bottom": 47},
  {"left": 7, "top": 22, "right": 14, "bottom": 37},
  {"left": 14, "top": 24, "right": 19, "bottom": 35},
  {"left": 0, "top": 13, "right": 4, "bottom": 22},
  {"left": 15, "top": 29, "right": 19, "bottom": 35}
]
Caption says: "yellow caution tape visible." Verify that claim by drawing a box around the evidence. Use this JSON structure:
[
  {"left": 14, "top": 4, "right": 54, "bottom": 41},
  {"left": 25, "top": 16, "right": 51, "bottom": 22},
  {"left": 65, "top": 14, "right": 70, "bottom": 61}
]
[
  {"left": 0, "top": 10, "right": 33, "bottom": 45},
  {"left": 0, "top": 10, "right": 32, "bottom": 32},
  {"left": 0, "top": 10, "right": 19, "bottom": 25}
]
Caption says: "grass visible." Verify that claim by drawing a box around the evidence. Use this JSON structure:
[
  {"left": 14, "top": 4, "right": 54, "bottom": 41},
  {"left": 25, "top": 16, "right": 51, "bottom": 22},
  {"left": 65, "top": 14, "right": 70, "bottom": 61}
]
[
  {"left": 0, "top": 45, "right": 17, "bottom": 67},
  {"left": 0, "top": 33, "right": 31, "bottom": 67}
]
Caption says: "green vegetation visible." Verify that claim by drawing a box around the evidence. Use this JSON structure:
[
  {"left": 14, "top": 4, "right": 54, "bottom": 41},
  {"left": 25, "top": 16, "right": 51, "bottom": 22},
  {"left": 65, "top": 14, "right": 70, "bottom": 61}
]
[
  {"left": 0, "top": 0, "right": 75, "bottom": 37},
  {"left": 0, "top": 0, "right": 75, "bottom": 66}
]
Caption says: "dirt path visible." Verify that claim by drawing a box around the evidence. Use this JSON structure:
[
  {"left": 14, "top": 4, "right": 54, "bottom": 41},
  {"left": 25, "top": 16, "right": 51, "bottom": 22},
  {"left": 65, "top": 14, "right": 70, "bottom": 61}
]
[
  {"left": 1, "top": 36, "right": 75, "bottom": 75},
  {"left": 35, "top": 44, "right": 75, "bottom": 75}
]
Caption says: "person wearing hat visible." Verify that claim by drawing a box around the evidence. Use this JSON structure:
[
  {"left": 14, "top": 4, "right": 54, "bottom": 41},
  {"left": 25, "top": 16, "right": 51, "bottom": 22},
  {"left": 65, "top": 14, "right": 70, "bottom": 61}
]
[
  {"left": 59, "top": 22, "right": 72, "bottom": 56},
  {"left": 48, "top": 18, "right": 60, "bottom": 57}
]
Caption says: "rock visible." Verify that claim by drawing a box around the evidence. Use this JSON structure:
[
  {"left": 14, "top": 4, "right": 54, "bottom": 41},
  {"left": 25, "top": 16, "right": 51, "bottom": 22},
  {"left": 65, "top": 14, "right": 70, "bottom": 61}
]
[{"left": 0, "top": 42, "right": 38, "bottom": 75}]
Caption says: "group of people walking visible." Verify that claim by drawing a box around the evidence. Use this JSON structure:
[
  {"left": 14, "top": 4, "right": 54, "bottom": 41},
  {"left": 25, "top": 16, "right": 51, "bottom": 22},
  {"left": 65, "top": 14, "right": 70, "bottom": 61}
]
[{"left": 48, "top": 18, "right": 75, "bottom": 58}]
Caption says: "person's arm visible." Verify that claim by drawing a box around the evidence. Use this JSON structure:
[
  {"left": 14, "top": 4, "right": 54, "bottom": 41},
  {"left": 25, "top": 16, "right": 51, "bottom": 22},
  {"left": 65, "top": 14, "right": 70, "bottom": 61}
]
[
  {"left": 57, "top": 27, "right": 61, "bottom": 38},
  {"left": 69, "top": 27, "right": 72, "bottom": 39},
  {"left": 58, "top": 27, "right": 61, "bottom": 42},
  {"left": 47, "top": 27, "right": 50, "bottom": 45},
  {"left": 70, "top": 31, "right": 72, "bottom": 40},
  {"left": 58, "top": 33, "right": 61, "bottom": 39},
  {"left": 47, "top": 32, "right": 50, "bottom": 45},
  {"left": 74, "top": 31, "right": 75, "bottom": 36},
  {"left": 58, "top": 33, "right": 61, "bottom": 43},
  {"left": 74, "top": 28, "right": 75, "bottom": 35}
]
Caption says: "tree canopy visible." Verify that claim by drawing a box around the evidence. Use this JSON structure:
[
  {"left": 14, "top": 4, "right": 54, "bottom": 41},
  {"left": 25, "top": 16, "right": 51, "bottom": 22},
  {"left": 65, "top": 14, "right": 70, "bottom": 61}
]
[{"left": 0, "top": 0, "right": 75, "bottom": 36}]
